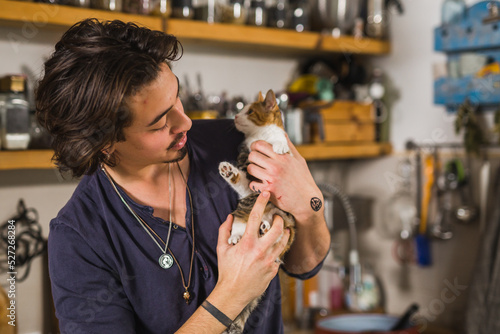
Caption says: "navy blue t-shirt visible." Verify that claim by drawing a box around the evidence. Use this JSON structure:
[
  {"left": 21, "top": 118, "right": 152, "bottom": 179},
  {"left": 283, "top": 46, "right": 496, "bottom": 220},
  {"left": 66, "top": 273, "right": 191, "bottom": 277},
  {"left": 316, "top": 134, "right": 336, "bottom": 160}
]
[{"left": 48, "top": 119, "right": 322, "bottom": 334}]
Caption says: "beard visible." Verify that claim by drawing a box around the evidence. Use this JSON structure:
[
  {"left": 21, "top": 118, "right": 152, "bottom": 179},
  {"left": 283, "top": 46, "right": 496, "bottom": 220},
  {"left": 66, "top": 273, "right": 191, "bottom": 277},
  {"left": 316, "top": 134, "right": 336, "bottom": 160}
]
[
  {"left": 164, "top": 145, "right": 188, "bottom": 164},
  {"left": 164, "top": 133, "right": 188, "bottom": 164}
]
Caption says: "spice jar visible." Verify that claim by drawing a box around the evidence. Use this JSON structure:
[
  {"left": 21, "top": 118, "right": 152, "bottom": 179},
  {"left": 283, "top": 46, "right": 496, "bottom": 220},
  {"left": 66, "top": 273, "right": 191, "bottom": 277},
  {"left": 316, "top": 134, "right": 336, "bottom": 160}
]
[
  {"left": 90, "top": 0, "right": 123, "bottom": 11},
  {"left": 219, "top": 0, "right": 247, "bottom": 25},
  {"left": 268, "top": 0, "right": 288, "bottom": 29},
  {"left": 151, "top": 0, "right": 172, "bottom": 17},
  {"left": 289, "top": 0, "right": 310, "bottom": 32},
  {"left": 172, "top": 0, "right": 195, "bottom": 19},
  {"left": 123, "top": 0, "right": 154, "bottom": 15},
  {"left": 247, "top": 0, "right": 267, "bottom": 27}
]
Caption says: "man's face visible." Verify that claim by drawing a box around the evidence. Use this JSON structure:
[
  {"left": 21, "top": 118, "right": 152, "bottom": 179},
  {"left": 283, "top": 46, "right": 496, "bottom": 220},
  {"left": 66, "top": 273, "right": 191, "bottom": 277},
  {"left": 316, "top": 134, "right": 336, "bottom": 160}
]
[{"left": 110, "top": 63, "right": 192, "bottom": 168}]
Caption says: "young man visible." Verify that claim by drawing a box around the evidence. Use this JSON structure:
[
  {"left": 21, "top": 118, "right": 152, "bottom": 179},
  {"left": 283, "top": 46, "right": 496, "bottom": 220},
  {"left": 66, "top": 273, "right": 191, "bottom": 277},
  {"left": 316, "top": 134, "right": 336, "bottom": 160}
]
[{"left": 36, "top": 19, "right": 330, "bottom": 333}]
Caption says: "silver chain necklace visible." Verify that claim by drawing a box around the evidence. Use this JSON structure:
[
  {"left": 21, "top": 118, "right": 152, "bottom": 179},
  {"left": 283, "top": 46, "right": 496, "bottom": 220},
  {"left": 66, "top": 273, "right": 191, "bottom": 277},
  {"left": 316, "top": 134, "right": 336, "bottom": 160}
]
[
  {"left": 101, "top": 162, "right": 195, "bottom": 303},
  {"left": 102, "top": 163, "right": 174, "bottom": 269}
]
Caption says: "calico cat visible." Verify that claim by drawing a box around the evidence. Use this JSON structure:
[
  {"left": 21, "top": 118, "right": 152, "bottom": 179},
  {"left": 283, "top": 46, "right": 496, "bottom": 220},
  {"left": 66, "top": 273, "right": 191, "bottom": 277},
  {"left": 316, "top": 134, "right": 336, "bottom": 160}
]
[{"left": 218, "top": 89, "right": 296, "bottom": 334}]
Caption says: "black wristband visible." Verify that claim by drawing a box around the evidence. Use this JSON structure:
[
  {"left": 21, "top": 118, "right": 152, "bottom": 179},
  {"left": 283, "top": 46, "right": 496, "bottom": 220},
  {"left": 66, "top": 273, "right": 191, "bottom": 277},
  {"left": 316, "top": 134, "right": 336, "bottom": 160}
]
[{"left": 201, "top": 300, "right": 233, "bottom": 328}]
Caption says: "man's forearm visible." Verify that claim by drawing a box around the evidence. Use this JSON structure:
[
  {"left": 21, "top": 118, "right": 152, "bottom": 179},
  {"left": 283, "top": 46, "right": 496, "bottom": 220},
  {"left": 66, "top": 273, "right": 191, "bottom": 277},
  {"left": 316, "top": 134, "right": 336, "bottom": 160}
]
[
  {"left": 176, "top": 286, "right": 246, "bottom": 334},
  {"left": 283, "top": 211, "right": 331, "bottom": 275}
]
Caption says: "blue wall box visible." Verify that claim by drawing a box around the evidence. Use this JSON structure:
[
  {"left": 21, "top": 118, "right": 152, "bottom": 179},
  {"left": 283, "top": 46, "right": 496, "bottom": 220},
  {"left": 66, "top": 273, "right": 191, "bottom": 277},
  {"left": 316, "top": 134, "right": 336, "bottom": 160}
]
[{"left": 434, "top": 1, "right": 500, "bottom": 111}]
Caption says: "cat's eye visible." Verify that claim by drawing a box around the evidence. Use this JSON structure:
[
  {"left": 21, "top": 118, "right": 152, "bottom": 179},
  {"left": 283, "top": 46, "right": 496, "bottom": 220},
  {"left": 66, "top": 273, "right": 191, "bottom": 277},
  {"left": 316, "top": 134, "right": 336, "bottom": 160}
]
[{"left": 247, "top": 109, "right": 254, "bottom": 115}]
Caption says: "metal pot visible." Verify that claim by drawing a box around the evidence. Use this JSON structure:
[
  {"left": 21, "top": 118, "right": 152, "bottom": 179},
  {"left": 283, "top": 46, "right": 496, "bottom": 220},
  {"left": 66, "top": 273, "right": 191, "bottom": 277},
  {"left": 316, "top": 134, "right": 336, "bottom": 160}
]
[{"left": 310, "top": 0, "right": 362, "bottom": 35}]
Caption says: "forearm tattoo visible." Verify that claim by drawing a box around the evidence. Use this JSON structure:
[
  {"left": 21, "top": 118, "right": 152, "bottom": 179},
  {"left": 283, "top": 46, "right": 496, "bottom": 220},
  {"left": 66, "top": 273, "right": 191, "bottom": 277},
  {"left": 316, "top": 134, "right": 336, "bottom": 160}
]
[{"left": 310, "top": 197, "right": 322, "bottom": 212}]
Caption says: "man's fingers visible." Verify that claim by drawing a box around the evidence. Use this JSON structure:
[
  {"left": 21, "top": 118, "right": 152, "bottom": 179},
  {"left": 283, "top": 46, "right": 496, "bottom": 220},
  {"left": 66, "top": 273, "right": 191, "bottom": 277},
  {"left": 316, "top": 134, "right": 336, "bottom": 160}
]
[
  {"left": 261, "top": 214, "right": 284, "bottom": 242},
  {"left": 250, "top": 140, "right": 276, "bottom": 158},
  {"left": 244, "top": 191, "right": 270, "bottom": 237},
  {"left": 218, "top": 214, "right": 233, "bottom": 247},
  {"left": 272, "top": 228, "right": 291, "bottom": 259}
]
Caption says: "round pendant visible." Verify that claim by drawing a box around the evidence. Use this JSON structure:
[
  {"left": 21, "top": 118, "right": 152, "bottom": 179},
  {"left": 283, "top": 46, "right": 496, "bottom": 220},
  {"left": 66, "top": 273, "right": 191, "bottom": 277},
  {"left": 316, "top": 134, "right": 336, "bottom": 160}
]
[{"left": 159, "top": 253, "right": 174, "bottom": 269}]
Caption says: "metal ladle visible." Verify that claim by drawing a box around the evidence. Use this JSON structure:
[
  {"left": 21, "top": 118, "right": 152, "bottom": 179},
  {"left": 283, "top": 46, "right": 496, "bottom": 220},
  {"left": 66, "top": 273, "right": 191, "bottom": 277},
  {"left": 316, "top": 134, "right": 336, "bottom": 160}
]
[
  {"left": 455, "top": 158, "right": 478, "bottom": 224},
  {"left": 431, "top": 160, "right": 458, "bottom": 240}
]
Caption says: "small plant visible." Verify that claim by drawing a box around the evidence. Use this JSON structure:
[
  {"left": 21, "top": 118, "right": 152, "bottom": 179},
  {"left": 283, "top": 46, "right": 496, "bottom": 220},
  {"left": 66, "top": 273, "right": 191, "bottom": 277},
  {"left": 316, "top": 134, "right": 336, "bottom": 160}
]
[{"left": 454, "top": 100, "right": 485, "bottom": 155}]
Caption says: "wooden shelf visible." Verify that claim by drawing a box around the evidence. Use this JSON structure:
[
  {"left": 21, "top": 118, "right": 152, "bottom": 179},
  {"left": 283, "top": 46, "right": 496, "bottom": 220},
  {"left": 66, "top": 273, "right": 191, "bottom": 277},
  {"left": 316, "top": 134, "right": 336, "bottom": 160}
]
[
  {"left": 0, "top": 143, "right": 392, "bottom": 170},
  {"left": 0, "top": 150, "right": 54, "bottom": 170},
  {"left": 296, "top": 142, "right": 393, "bottom": 161},
  {"left": 0, "top": 1, "right": 392, "bottom": 170},
  {"left": 0, "top": 0, "right": 390, "bottom": 55}
]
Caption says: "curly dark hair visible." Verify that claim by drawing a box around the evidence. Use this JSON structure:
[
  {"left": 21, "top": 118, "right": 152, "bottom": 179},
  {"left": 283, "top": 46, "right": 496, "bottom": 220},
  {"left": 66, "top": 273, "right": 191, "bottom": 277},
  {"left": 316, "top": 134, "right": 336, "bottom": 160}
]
[{"left": 35, "top": 18, "right": 182, "bottom": 178}]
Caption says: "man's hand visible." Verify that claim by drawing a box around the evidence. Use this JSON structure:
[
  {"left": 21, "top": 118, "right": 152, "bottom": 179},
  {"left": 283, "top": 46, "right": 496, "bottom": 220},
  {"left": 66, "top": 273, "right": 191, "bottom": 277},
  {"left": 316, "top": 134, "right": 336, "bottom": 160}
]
[
  {"left": 214, "top": 191, "right": 290, "bottom": 307},
  {"left": 246, "top": 136, "right": 324, "bottom": 222}
]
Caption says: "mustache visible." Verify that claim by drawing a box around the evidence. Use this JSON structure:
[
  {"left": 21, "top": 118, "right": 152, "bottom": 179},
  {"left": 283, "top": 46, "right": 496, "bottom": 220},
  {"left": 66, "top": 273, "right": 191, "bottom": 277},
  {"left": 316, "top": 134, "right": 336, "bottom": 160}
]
[{"left": 167, "top": 132, "right": 186, "bottom": 150}]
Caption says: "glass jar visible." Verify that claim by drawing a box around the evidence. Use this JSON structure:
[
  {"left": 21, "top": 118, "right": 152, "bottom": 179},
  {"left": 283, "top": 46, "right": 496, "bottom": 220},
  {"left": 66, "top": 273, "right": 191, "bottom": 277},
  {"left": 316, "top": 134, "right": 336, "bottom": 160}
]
[
  {"left": 172, "top": 0, "right": 195, "bottom": 19},
  {"left": 151, "top": 0, "right": 172, "bottom": 17},
  {"left": 219, "top": 0, "right": 247, "bottom": 25},
  {"left": 90, "top": 0, "right": 123, "bottom": 11},
  {"left": 0, "top": 75, "right": 30, "bottom": 150},
  {"left": 123, "top": 0, "right": 154, "bottom": 15},
  {"left": 247, "top": 0, "right": 267, "bottom": 27},
  {"left": 267, "top": 0, "right": 288, "bottom": 29},
  {"left": 0, "top": 93, "right": 30, "bottom": 150},
  {"left": 288, "top": 0, "right": 310, "bottom": 32}
]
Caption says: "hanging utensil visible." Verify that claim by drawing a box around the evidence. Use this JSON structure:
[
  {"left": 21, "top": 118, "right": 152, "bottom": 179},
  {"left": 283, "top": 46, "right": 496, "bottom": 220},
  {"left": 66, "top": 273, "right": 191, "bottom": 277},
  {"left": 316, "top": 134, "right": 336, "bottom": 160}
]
[
  {"left": 431, "top": 153, "right": 454, "bottom": 240},
  {"left": 415, "top": 153, "right": 433, "bottom": 266},
  {"left": 454, "top": 157, "right": 478, "bottom": 224},
  {"left": 479, "top": 156, "right": 490, "bottom": 234}
]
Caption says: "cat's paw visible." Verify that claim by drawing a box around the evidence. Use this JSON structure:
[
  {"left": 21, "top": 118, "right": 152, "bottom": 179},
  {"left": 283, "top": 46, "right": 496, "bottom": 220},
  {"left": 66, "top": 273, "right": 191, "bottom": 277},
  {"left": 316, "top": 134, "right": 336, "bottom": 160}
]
[
  {"left": 272, "top": 142, "right": 290, "bottom": 155},
  {"left": 260, "top": 220, "right": 271, "bottom": 235},
  {"left": 219, "top": 162, "right": 239, "bottom": 184},
  {"left": 228, "top": 233, "right": 242, "bottom": 245}
]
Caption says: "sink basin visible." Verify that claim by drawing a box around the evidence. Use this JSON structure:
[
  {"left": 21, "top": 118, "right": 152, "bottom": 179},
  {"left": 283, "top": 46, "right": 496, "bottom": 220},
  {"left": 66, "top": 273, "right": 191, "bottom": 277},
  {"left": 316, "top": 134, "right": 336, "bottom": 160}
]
[{"left": 315, "top": 314, "right": 419, "bottom": 334}]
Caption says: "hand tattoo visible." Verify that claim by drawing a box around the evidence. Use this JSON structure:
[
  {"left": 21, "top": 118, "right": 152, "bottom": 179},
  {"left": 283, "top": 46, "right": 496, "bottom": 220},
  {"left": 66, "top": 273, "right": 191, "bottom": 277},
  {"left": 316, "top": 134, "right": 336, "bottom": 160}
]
[{"left": 310, "top": 197, "right": 322, "bottom": 212}]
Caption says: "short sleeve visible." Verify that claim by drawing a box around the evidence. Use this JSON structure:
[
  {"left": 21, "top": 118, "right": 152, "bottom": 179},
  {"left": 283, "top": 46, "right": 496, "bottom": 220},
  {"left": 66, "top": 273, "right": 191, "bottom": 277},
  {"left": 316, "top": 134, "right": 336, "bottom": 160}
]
[
  {"left": 48, "top": 220, "right": 136, "bottom": 334},
  {"left": 280, "top": 256, "right": 326, "bottom": 280}
]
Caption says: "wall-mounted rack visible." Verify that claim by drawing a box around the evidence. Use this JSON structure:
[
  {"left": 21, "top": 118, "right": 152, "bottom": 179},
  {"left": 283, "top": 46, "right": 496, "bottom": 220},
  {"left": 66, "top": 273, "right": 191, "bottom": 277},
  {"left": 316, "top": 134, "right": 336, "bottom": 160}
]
[{"left": 434, "top": 1, "right": 500, "bottom": 111}]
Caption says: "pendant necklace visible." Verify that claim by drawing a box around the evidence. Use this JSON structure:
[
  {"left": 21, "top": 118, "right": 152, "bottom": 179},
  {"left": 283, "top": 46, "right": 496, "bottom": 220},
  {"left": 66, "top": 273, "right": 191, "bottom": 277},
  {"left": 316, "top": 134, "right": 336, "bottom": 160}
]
[{"left": 102, "top": 162, "right": 195, "bottom": 304}]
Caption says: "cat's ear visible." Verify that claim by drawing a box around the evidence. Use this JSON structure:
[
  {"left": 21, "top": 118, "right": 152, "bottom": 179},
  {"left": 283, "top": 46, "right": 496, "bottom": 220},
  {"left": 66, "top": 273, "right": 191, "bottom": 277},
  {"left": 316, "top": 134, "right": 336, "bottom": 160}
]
[
  {"left": 257, "top": 91, "right": 265, "bottom": 102},
  {"left": 264, "top": 89, "right": 277, "bottom": 111}
]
